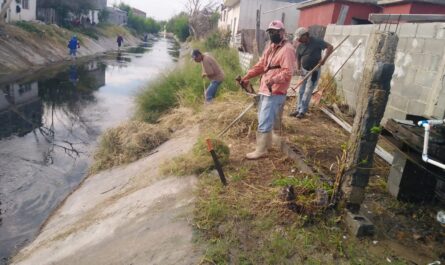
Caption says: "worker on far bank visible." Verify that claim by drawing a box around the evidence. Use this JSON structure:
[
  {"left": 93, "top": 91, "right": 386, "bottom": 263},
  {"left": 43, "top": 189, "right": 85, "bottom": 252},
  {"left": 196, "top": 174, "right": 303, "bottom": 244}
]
[
  {"left": 290, "top": 27, "right": 333, "bottom": 119},
  {"left": 117, "top": 35, "right": 124, "bottom": 51},
  {"left": 68, "top": 35, "right": 80, "bottom": 60},
  {"left": 192, "top": 49, "right": 225, "bottom": 103},
  {"left": 240, "top": 20, "right": 295, "bottom": 160}
]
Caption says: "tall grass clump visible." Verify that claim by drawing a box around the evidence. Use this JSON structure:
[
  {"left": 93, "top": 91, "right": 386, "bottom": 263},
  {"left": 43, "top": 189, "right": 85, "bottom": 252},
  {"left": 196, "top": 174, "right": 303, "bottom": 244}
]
[
  {"left": 15, "top": 21, "right": 43, "bottom": 34},
  {"left": 90, "top": 121, "right": 170, "bottom": 174},
  {"left": 136, "top": 45, "right": 243, "bottom": 123}
]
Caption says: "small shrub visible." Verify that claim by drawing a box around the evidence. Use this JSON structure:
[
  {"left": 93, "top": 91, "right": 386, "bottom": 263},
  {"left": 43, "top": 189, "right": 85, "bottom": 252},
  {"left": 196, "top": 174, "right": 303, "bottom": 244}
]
[{"left": 204, "top": 30, "right": 231, "bottom": 50}]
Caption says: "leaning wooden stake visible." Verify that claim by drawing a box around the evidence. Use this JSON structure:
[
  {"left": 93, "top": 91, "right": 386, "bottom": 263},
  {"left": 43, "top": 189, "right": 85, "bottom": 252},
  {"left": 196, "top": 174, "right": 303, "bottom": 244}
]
[{"left": 341, "top": 31, "right": 398, "bottom": 213}]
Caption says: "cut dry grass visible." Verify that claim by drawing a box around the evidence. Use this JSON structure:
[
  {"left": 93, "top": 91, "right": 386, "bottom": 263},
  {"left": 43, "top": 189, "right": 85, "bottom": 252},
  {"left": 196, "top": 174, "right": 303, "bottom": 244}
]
[{"left": 90, "top": 121, "right": 170, "bottom": 174}]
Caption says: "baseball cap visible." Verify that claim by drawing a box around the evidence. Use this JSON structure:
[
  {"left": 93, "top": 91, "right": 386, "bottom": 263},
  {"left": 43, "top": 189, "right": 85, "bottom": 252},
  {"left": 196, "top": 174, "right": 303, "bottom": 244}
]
[
  {"left": 294, "top": 27, "right": 309, "bottom": 40},
  {"left": 267, "top": 20, "right": 285, "bottom": 31},
  {"left": 191, "top": 49, "right": 202, "bottom": 59}
]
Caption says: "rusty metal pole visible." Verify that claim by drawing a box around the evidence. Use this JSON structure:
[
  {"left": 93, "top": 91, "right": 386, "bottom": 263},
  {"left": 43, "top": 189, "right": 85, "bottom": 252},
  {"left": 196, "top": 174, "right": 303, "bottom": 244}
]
[{"left": 342, "top": 30, "right": 398, "bottom": 213}]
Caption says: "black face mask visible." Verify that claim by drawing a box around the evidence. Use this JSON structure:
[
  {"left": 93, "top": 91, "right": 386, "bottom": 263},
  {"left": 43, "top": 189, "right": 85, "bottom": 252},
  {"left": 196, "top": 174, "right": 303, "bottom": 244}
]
[{"left": 269, "top": 32, "right": 282, "bottom": 44}]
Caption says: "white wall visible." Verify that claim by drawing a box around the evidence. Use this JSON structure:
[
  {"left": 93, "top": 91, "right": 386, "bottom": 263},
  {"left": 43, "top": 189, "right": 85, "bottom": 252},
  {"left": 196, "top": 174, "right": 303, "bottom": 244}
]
[
  {"left": 2, "top": 0, "right": 36, "bottom": 22},
  {"left": 218, "top": 2, "right": 241, "bottom": 37},
  {"left": 240, "top": 0, "right": 299, "bottom": 34},
  {"left": 324, "top": 23, "right": 445, "bottom": 121}
]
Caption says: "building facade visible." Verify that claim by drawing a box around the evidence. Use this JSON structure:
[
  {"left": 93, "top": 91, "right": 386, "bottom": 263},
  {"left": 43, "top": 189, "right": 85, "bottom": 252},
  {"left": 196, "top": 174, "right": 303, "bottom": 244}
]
[
  {"left": 131, "top": 7, "right": 146, "bottom": 18},
  {"left": 219, "top": 0, "right": 304, "bottom": 37},
  {"left": 1, "top": 0, "right": 37, "bottom": 22},
  {"left": 107, "top": 7, "right": 127, "bottom": 26}
]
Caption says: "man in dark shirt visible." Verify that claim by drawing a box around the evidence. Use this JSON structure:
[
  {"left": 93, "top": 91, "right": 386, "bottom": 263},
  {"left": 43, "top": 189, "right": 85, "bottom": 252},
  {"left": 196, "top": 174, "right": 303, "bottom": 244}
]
[{"left": 290, "top": 27, "right": 333, "bottom": 118}]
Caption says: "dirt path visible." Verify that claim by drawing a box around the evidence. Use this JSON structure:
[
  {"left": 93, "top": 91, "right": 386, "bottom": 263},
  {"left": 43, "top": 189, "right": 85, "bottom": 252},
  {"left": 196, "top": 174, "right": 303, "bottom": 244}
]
[{"left": 12, "top": 127, "right": 203, "bottom": 265}]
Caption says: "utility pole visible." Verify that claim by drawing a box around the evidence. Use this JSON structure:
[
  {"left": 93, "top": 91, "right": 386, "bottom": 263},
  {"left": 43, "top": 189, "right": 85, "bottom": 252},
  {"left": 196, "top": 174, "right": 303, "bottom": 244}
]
[{"left": 342, "top": 30, "right": 398, "bottom": 213}]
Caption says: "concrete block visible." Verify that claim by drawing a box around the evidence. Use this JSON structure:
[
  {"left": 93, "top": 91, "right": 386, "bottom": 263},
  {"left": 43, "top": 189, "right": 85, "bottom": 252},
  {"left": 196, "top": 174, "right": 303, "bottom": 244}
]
[
  {"left": 398, "top": 23, "right": 418, "bottom": 38},
  {"left": 350, "top": 25, "right": 361, "bottom": 36},
  {"left": 410, "top": 53, "right": 426, "bottom": 70},
  {"left": 416, "top": 23, "right": 437, "bottom": 38},
  {"left": 343, "top": 90, "right": 357, "bottom": 109},
  {"left": 422, "top": 53, "right": 442, "bottom": 72},
  {"left": 384, "top": 106, "right": 407, "bottom": 120},
  {"left": 345, "top": 211, "right": 375, "bottom": 237},
  {"left": 402, "top": 67, "right": 417, "bottom": 87},
  {"left": 359, "top": 25, "right": 376, "bottom": 36},
  {"left": 423, "top": 39, "right": 445, "bottom": 54},
  {"left": 435, "top": 23, "right": 445, "bottom": 39},
  {"left": 406, "top": 38, "right": 425, "bottom": 53},
  {"left": 433, "top": 107, "right": 445, "bottom": 119},
  {"left": 325, "top": 25, "right": 335, "bottom": 36},
  {"left": 333, "top": 25, "right": 342, "bottom": 35},
  {"left": 407, "top": 101, "right": 427, "bottom": 116},
  {"left": 342, "top": 25, "right": 352, "bottom": 36},
  {"left": 414, "top": 69, "right": 435, "bottom": 88},
  {"left": 389, "top": 94, "right": 409, "bottom": 111},
  {"left": 396, "top": 38, "right": 408, "bottom": 51},
  {"left": 418, "top": 86, "right": 434, "bottom": 103}
]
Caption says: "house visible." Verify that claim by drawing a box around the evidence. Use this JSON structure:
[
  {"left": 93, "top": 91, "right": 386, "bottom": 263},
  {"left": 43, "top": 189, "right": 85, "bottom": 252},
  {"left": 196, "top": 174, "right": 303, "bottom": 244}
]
[
  {"left": 297, "top": 0, "right": 381, "bottom": 27},
  {"left": 0, "top": 0, "right": 37, "bottom": 22},
  {"left": 86, "top": 0, "right": 107, "bottom": 24},
  {"left": 0, "top": 82, "right": 42, "bottom": 139},
  {"left": 107, "top": 6, "right": 127, "bottom": 26},
  {"left": 378, "top": 0, "right": 445, "bottom": 14},
  {"left": 219, "top": 0, "right": 304, "bottom": 36},
  {"left": 131, "top": 7, "right": 146, "bottom": 18},
  {"left": 36, "top": 0, "right": 107, "bottom": 25}
]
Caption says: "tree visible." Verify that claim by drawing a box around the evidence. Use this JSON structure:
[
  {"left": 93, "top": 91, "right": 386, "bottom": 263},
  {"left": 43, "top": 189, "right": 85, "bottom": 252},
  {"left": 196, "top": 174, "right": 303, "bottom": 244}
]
[
  {"left": 166, "top": 13, "right": 190, "bottom": 41},
  {"left": 117, "top": 3, "right": 160, "bottom": 34},
  {"left": 0, "top": 0, "right": 14, "bottom": 23}
]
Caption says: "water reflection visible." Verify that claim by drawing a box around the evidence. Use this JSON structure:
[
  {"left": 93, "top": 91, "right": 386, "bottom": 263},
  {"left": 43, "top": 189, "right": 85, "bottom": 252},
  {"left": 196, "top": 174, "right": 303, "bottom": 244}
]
[
  {"left": 0, "top": 82, "right": 43, "bottom": 139},
  {"left": 0, "top": 37, "right": 180, "bottom": 264}
]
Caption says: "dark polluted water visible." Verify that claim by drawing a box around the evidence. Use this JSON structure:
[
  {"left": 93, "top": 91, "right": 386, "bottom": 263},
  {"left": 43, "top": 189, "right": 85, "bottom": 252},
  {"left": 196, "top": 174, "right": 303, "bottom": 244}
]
[{"left": 0, "top": 37, "right": 180, "bottom": 264}]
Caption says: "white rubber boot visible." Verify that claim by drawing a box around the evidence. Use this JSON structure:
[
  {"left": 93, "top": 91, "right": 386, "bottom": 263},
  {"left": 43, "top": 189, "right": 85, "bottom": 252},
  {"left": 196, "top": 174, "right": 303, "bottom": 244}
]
[{"left": 246, "top": 132, "right": 270, "bottom": 160}]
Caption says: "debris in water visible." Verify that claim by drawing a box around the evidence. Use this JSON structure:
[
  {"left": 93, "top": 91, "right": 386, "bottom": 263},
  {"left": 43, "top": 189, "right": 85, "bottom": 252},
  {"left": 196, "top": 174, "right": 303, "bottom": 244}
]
[
  {"left": 386, "top": 257, "right": 392, "bottom": 263},
  {"left": 427, "top": 261, "right": 441, "bottom": 265},
  {"left": 372, "top": 240, "right": 378, "bottom": 245}
]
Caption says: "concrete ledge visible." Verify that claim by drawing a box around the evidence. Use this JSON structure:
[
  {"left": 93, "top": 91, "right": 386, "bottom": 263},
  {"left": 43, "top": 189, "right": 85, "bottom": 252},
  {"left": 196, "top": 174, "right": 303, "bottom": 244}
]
[{"left": 275, "top": 137, "right": 314, "bottom": 175}]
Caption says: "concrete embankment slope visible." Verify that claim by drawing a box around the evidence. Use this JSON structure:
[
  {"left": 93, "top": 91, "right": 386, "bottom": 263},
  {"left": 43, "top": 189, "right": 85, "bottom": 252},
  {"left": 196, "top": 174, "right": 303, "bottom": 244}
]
[
  {"left": 12, "top": 127, "right": 202, "bottom": 265},
  {"left": 0, "top": 23, "right": 139, "bottom": 74}
]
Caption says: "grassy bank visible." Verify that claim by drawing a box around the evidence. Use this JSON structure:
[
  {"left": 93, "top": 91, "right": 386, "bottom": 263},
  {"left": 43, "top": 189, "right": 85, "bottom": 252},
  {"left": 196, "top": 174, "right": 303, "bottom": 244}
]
[
  {"left": 91, "top": 38, "right": 444, "bottom": 264},
  {"left": 135, "top": 44, "right": 242, "bottom": 123}
]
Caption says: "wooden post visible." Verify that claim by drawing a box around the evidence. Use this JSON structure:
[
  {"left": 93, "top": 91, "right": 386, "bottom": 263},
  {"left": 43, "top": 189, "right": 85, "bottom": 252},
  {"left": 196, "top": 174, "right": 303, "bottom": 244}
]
[
  {"left": 254, "top": 8, "right": 261, "bottom": 57},
  {"left": 342, "top": 31, "right": 398, "bottom": 213}
]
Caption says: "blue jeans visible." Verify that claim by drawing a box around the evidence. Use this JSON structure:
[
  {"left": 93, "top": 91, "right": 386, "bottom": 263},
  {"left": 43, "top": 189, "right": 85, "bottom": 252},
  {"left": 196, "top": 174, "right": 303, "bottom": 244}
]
[
  {"left": 296, "top": 69, "right": 320, "bottom": 114},
  {"left": 69, "top": 49, "right": 77, "bottom": 57},
  {"left": 258, "top": 94, "right": 286, "bottom": 133},
  {"left": 206, "top": 80, "right": 222, "bottom": 102}
]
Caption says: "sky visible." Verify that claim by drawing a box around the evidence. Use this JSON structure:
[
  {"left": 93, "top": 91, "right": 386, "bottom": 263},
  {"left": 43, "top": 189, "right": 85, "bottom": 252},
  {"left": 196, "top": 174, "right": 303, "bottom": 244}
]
[{"left": 110, "top": 0, "right": 216, "bottom": 21}]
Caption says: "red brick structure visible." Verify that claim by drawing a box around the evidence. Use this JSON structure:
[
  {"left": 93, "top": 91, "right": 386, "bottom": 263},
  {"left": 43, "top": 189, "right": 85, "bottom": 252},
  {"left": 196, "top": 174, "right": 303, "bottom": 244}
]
[
  {"left": 379, "top": 0, "right": 445, "bottom": 14},
  {"left": 298, "top": 0, "right": 445, "bottom": 27},
  {"left": 298, "top": 0, "right": 381, "bottom": 27}
]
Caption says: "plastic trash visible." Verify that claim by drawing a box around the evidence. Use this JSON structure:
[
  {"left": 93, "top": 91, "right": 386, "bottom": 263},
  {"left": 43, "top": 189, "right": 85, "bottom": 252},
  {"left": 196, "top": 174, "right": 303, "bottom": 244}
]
[{"left": 437, "top": 211, "right": 445, "bottom": 226}]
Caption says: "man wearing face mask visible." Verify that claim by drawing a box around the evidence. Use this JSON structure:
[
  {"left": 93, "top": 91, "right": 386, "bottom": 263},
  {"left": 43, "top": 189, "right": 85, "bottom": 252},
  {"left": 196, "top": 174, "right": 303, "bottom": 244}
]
[
  {"left": 290, "top": 27, "right": 333, "bottom": 118},
  {"left": 240, "top": 20, "right": 295, "bottom": 160}
]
